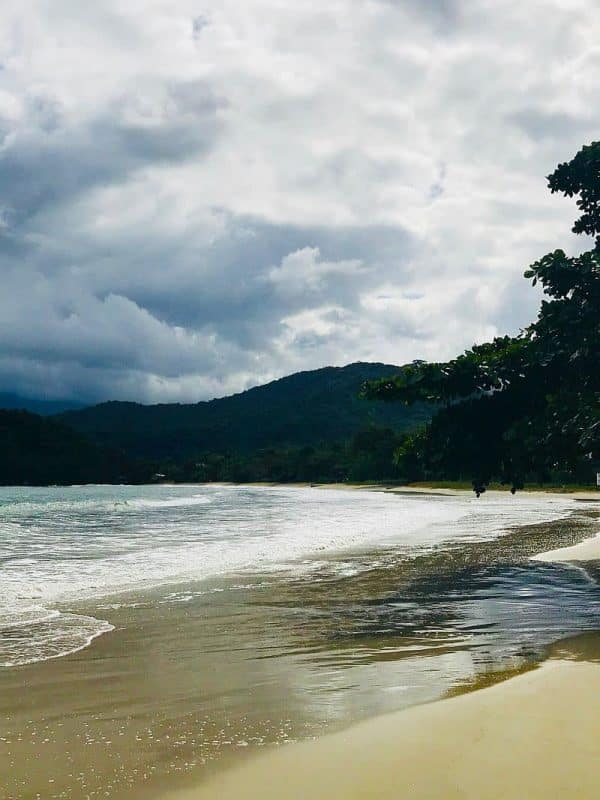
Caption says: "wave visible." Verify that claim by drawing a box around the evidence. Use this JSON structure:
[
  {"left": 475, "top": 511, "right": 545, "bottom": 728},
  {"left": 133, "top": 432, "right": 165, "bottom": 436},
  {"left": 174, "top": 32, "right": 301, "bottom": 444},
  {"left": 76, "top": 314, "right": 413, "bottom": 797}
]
[
  {"left": 0, "top": 494, "right": 213, "bottom": 517},
  {"left": 126, "top": 495, "right": 213, "bottom": 509},
  {"left": 0, "top": 484, "right": 583, "bottom": 668},
  {"left": 0, "top": 608, "right": 114, "bottom": 667},
  {"left": 0, "top": 605, "right": 60, "bottom": 629}
]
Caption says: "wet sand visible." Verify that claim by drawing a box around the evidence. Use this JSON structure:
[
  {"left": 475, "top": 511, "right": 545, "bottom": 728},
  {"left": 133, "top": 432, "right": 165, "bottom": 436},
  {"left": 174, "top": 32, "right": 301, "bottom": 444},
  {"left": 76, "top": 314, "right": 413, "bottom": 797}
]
[
  {"left": 0, "top": 583, "right": 331, "bottom": 800},
  {"left": 164, "top": 652, "right": 600, "bottom": 800}
]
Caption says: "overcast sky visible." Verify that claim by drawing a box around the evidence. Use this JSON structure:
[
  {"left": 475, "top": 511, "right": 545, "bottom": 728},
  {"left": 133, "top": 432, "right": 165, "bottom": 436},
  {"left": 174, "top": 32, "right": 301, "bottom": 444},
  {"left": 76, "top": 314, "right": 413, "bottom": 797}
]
[{"left": 1, "top": 0, "right": 598, "bottom": 403}]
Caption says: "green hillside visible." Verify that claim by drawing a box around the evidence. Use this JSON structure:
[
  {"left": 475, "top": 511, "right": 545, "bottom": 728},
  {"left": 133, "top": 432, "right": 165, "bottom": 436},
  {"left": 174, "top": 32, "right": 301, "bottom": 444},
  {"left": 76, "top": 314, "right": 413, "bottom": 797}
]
[
  {"left": 0, "top": 410, "right": 147, "bottom": 486},
  {"left": 58, "top": 362, "right": 431, "bottom": 461}
]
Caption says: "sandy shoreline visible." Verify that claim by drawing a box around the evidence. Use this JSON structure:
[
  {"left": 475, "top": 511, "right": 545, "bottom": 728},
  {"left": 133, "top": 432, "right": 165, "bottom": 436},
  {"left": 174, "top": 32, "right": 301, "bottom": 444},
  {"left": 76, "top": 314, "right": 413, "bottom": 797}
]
[
  {"left": 532, "top": 531, "right": 600, "bottom": 562},
  {"left": 163, "top": 656, "right": 600, "bottom": 800},
  {"left": 158, "top": 492, "right": 600, "bottom": 800},
  {"left": 233, "top": 480, "right": 600, "bottom": 502}
]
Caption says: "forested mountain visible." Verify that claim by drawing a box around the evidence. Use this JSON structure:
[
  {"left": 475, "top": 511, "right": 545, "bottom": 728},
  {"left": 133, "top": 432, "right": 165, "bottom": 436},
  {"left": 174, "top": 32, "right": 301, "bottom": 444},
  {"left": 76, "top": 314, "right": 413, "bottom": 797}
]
[
  {"left": 0, "top": 363, "right": 431, "bottom": 486},
  {"left": 0, "top": 410, "right": 148, "bottom": 486},
  {"left": 57, "top": 362, "right": 430, "bottom": 460}
]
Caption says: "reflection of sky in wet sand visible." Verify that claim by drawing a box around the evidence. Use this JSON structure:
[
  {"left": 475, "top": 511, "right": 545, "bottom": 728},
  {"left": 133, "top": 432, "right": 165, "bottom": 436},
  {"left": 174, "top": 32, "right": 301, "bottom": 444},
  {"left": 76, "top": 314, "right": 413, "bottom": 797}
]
[{"left": 2, "top": 509, "right": 600, "bottom": 799}]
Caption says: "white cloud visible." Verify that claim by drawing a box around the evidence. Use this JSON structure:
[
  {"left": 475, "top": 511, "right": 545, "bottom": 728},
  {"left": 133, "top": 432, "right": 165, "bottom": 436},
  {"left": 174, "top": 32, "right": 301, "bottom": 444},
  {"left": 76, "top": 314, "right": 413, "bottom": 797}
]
[{"left": 267, "top": 247, "right": 366, "bottom": 300}]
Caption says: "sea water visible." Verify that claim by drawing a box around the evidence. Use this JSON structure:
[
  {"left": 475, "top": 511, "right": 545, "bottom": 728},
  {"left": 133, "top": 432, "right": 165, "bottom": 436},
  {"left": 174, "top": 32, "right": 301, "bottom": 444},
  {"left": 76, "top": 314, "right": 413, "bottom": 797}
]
[{"left": 0, "top": 484, "right": 591, "bottom": 668}]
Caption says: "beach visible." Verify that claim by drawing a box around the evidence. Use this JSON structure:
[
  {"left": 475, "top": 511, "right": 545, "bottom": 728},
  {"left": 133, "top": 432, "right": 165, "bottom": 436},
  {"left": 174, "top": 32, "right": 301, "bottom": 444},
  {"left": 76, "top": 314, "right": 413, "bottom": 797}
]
[
  {"left": 164, "top": 653, "right": 600, "bottom": 800},
  {"left": 2, "top": 484, "right": 599, "bottom": 800},
  {"left": 163, "top": 513, "right": 600, "bottom": 800}
]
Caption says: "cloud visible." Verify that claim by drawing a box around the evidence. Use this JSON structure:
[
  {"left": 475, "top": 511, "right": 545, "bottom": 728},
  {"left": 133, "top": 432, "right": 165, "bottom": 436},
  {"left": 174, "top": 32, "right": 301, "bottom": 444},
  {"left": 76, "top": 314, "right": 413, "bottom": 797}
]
[
  {"left": 509, "top": 108, "right": 592, "bottom": 143},
  {"left": 0, "top": 0, "right": 598, "bottom": 402},
  {"left": 0, "top": 79, "right": 223, "bottom": 227}
]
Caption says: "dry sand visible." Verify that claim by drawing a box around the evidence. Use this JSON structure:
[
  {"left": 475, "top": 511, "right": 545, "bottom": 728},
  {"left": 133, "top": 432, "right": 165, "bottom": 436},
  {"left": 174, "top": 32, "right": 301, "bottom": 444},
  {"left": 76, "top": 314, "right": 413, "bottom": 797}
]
[
  {"left": 159, "top": 508, "right": 600, "bottom": 800},
  {"left": 162, "top": 659, "right": 600, "bottom": 800},
  {"left": 532, "top": 531, "right": 600, "bottom": 562},
  {"left": 240, "top": 481, "right": 600, "bottom": 501}
]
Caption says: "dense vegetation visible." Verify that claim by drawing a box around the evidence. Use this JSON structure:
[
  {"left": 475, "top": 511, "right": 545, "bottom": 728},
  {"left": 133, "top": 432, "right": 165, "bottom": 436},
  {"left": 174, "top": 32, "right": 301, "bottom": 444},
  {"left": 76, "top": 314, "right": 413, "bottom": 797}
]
[
  {"left": 163, "top": 426, "right": 406, "bottom": 484},
  {"left": 57, "top": 363, "right": 430, "bottom": 460},
  {"left": 364, "top": 142, "right": 600, "bottom": 495},
  {"left": 0, "top": 410, "right": 150, "bottom": 486},
  {"left": 0, "top": 364, "right": 428, "bottom": 485}
]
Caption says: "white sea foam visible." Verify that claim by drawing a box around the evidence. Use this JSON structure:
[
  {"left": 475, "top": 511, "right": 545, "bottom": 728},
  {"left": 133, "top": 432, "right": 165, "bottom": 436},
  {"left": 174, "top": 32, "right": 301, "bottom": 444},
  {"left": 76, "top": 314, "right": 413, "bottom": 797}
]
[
  {"left": 0, "top": 612, "right": 114, "bottom": 667},
  {"left": 126, "top": 495, "right": 213, "bottom": 509},
  {"left": 0, "top": 605, "right": 60, "bottom": 629},
  {"left": 0, "top": 484, "right": 576, "bottom": 666}
]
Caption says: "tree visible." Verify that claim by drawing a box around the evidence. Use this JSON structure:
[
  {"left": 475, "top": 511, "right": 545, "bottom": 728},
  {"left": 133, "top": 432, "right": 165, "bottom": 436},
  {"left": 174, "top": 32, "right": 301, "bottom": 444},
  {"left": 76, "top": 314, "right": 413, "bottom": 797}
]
[{"left": 363, "top": 142, "right": 600, "bottom": 495}]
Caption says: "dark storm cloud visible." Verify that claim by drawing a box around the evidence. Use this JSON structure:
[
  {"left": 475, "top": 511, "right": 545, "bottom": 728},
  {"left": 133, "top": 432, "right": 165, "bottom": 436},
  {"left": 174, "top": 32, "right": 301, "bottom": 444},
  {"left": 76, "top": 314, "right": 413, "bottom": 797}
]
[
  {"left": 119, "top": 218, "right": 416, "bottom": 329},
  {"left": 0, "top": 204, "right": 418, "bottom": 401},
  {"left": 0, "top": 81, "right": 223, "bottom": 227}
]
